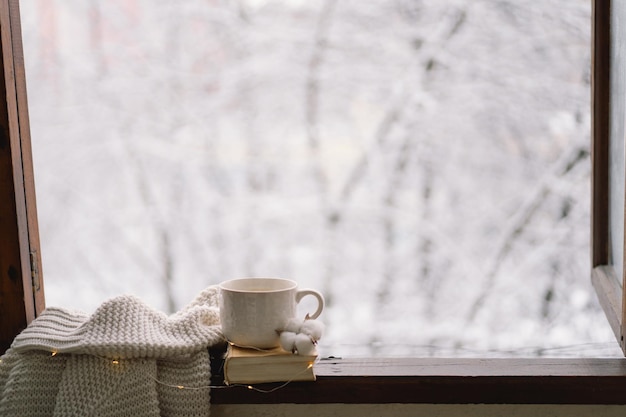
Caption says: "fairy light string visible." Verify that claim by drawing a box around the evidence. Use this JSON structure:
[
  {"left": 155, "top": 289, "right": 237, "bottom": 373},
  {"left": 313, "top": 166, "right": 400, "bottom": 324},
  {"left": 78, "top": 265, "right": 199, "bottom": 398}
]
[
  {"left": 32, "top": 318, "right": 325, "bottom": 394},
  {"left": 45, "top": 349, "right": 320, "bottom": 394},
  {"left": 149, "top": 361, "right": 316, "bottom": 393}
]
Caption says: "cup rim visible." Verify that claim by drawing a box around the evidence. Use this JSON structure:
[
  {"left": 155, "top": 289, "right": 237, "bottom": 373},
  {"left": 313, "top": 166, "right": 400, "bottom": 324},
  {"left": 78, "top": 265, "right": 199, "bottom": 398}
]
[{"left": 219, "top": 277, "right": 298, "bottom": 293}]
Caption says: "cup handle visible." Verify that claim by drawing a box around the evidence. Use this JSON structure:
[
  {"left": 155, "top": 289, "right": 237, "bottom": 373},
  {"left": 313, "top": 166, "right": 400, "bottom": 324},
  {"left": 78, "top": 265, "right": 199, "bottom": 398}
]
[{"left": 295, "top": 289, "right": 325, "bottom": 320}]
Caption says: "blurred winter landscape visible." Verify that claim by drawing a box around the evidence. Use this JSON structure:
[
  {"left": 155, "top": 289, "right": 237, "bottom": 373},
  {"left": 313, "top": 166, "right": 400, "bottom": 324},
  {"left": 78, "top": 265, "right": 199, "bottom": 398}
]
[{"left": 20, "top": 0, "right": 622, "bottom": 357}]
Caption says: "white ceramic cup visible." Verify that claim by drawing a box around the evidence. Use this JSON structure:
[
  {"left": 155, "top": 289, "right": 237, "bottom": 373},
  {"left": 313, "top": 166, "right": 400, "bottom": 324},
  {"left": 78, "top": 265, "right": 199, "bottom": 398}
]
[{"left": 219, "top": 277, "right": 324, "bottom": 349}]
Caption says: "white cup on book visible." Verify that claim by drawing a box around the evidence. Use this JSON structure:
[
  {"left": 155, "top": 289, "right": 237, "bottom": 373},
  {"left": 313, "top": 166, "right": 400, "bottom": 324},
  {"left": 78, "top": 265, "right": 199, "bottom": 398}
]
[{"left": 219, "top": 277, "right": 324, "bottom": 349}]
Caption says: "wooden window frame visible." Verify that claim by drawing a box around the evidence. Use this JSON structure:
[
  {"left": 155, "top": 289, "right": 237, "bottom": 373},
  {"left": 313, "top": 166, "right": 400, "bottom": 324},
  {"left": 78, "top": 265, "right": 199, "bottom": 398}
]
[
  {"left": 3, "top": 0, "right": 626, "bottom": 406},
  {"left": 591, "top": 0, "right": 626, "bottom": 354},
  {"left": 0, "top": 0, "right": 44, "bottom": 354},
  {"left": 210, "top": 357, "right": 626, "bottom": 405}
]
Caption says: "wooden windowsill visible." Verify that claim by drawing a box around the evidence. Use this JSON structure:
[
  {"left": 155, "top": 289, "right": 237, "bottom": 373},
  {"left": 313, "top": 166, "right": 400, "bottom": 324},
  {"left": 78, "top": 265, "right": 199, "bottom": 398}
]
[{"left": 210, "top": 357, "right": 626, "bottom": 405}]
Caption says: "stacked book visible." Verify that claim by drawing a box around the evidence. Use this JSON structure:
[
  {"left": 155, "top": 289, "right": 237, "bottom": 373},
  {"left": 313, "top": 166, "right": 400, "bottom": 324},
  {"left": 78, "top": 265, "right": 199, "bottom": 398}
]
[{"left": 222, "top": 344, "right": 317, "bottom": 385}]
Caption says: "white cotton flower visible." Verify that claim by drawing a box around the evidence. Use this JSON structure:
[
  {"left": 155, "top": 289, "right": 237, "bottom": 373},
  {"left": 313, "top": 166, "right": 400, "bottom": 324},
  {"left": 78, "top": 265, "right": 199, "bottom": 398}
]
[
  {"left": 300, "top": 319, "right": 324, "bottom": 341},
  {"left": 279, "top": 331, "right": 297, "bottom": 353},
  {"left": 294, "top": 333, "right": 317, "bottom": 356},
  {"left": 284, "top": 318, "right": 303, "bottom": 333}
]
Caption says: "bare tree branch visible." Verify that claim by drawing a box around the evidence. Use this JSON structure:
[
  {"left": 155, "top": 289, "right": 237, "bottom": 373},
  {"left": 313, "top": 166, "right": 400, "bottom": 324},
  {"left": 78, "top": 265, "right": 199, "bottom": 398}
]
[
  {"left": 306, "top": 0, "right": 338, "bottom": 200},
  {"left": 466, "top": 144, "right": 590, "bottom": 323}
]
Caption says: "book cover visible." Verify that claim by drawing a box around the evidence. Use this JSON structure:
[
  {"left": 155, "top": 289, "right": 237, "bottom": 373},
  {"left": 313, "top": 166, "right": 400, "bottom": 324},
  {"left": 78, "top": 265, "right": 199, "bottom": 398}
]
[{"left": 223, "top": 345, "right": 317, "bottom": 385}]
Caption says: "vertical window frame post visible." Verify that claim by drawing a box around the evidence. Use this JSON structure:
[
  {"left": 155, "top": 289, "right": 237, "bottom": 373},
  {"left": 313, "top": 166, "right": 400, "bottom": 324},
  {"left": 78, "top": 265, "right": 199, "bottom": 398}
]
[
  {"left": 0, "top": 0, "right": 44, "bottom": 354},
  {"left": 591, "top": 0, "right": 626, "bottom": 355}
]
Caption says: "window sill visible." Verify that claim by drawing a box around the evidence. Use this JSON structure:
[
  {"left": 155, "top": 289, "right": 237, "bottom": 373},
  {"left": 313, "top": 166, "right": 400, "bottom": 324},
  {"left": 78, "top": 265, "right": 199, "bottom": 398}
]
[{"left": 210, "top": 357, "right": 626, "bottom": 405}]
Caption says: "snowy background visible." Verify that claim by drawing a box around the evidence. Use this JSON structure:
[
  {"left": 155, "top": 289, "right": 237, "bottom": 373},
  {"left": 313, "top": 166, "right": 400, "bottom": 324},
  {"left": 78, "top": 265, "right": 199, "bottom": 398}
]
[{"left": 20, "top": 0, "right": 621, "bottom": 357}]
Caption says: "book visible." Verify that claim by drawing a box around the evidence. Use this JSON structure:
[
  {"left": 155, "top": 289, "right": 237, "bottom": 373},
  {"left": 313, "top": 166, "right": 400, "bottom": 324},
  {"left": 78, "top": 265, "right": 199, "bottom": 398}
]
[{"left": 223, "top": 345, "right": 317, "bottom": 385}]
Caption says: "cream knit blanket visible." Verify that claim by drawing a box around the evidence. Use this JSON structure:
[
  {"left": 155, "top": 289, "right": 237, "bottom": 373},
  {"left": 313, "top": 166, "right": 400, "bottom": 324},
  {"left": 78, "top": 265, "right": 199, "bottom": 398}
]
[{"left": 0, "top": 286, "right": 224, "bottom": 417}]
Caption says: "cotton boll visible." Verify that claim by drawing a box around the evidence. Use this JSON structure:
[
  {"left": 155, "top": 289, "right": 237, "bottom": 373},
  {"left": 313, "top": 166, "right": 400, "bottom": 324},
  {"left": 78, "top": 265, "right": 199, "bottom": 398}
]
[
  {"left": 294, "top": 333, "right": 317, "bottom": 356},
  {"left": 300, "top": 319, "right": 324, "bottom": 341},
  {"left": 279, "top": 331, "right": 297, "bottom": 353},
  {"left": 284, "top": 318, "right": 303, "bottom": 333}
]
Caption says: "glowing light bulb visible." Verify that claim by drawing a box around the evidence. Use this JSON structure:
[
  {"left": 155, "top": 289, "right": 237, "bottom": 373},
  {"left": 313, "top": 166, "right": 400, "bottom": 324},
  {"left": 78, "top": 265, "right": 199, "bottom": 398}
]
[
  {"left": 112, "top": 360, "right": 119, "bottom": 365},
  {"left": 51, "top": 351, "right": 57, "bottom": 357}
]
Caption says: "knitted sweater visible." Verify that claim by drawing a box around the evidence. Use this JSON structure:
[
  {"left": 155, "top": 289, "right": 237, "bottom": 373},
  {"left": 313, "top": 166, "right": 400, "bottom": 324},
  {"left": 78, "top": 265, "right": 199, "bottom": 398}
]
[{"left": 0, "top": 286, "right": 224, "bottom": 417}]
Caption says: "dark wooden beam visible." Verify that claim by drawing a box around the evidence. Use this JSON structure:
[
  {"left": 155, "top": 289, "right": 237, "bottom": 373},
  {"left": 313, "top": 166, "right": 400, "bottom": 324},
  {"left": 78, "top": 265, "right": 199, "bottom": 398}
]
[
  {"left": 591, "top": 0, "right": 610, "bottom": 268},
  {"left": 211, "top": 357, "right": 626, "bottom": 405}
]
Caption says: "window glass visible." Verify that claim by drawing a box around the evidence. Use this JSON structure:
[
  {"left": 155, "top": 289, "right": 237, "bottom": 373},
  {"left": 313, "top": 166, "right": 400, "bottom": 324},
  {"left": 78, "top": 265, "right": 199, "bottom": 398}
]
[{"left": 21, "top": 0, "right": 620, "bottom": 357}]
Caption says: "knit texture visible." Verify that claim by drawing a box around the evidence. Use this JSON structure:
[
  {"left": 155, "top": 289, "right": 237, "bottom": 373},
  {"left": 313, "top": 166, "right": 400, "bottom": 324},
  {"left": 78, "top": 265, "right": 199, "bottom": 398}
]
[{"left": 0, "top": 286, "right": 224, "bottom": 417}]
